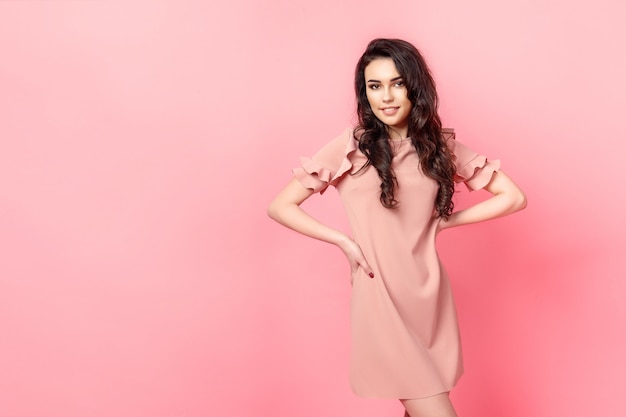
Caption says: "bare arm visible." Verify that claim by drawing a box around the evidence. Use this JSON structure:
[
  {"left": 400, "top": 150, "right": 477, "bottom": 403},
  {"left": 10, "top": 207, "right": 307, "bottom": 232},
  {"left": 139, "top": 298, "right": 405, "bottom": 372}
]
[
  {"left": 439, "top": 170, "right": 527, "bottom": 230},
  {"left": 267, "top": 178, "right": 375, "bottom": 277}
]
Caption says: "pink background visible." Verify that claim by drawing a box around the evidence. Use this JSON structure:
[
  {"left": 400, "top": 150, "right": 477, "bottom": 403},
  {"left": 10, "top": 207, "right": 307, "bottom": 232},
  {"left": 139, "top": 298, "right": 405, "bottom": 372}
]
[{"left": 1, "top": 1, "right": 624, "bottom": 416}]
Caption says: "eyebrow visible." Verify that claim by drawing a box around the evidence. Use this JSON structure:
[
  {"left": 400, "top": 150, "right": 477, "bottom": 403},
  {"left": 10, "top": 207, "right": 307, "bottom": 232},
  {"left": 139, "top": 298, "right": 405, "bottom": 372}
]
[{"left": 366, "top": 76, "right": 403, "bottom": 83}]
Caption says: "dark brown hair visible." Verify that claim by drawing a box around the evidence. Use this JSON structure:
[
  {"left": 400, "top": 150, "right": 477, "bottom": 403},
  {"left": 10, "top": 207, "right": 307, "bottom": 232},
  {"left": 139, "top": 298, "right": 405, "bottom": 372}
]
[{"left": 354, "top": 38, "right": 456, "bottom": 219}]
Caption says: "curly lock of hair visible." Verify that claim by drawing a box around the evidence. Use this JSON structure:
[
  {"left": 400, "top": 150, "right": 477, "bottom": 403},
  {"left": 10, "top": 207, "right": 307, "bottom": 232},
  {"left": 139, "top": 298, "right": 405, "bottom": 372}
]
[{"left": 353, "top": 38, "right": 457, "bottom": 220}]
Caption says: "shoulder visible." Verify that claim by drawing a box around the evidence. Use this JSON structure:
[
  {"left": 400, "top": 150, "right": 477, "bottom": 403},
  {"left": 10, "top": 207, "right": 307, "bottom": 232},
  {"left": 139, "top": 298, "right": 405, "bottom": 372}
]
[
  {"left": 329, "top": 127, "right": 357, "bottom": 147},
  {"left": 312, "top": 127, "right": 357, "bottom": 159},
  {"left": 442, "top": 128, "right": 476, "bottom": 162},
  {"left": 293, "top": 128, "right": 360, "bottom": 193},
  {"left": 441, "top": 128, "right": 502, "bottom": 189},
  {"left": 442, "top": 127, "right": 461, "bottom": 154},
  {"left": 442, "top": 127, "right": 455, "bottom": 142}
]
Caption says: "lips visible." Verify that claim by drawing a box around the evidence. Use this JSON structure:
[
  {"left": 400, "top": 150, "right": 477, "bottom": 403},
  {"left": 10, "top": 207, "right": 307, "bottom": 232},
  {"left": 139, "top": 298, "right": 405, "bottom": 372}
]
[{"left": 381, "top": 107, "right": 400, "bottom": 115}]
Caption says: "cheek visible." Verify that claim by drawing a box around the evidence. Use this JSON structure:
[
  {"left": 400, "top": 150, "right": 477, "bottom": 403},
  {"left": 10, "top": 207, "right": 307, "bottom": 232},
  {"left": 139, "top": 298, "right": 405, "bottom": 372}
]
[{"left": 365, "top": 90, "right": 378, "bottom": 106}]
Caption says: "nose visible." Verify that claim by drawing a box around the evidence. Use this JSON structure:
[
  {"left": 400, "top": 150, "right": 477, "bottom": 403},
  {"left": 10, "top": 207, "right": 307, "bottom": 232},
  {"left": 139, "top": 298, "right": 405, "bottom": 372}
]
[{"left": 383, "top": 87, "right": 393, "bottom": 102}]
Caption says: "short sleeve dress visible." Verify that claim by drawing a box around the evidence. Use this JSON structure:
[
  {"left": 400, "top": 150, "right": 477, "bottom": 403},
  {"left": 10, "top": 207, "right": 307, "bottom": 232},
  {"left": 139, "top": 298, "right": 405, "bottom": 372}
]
[{"left": 293, "top": 128, "right": 501, "bottom": 399}]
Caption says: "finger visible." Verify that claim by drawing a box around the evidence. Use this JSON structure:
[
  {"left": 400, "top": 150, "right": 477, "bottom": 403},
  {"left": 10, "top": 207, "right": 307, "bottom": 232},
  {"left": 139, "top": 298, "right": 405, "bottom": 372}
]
[{"left": 360, "top": 261, "right": 375, "bottom": 279}]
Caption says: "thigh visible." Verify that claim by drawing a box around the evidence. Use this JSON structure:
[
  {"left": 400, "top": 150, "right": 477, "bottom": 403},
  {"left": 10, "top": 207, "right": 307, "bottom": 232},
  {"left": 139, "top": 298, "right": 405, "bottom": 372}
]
[{"left": 400, "top": 392, "right": 458, "bottom": 417}]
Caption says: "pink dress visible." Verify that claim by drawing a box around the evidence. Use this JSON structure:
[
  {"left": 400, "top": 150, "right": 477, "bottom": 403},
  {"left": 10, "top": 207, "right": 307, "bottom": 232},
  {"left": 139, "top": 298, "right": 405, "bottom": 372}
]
[{"left": 293, "top": 128, "right": 500, "bottom": 399}]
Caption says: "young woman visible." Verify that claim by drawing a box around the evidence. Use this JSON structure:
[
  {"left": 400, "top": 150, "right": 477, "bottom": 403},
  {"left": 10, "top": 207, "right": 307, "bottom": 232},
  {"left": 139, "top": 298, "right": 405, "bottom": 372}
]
[{"left": 268, "top": 38, "right": 526, "bottom": 417}]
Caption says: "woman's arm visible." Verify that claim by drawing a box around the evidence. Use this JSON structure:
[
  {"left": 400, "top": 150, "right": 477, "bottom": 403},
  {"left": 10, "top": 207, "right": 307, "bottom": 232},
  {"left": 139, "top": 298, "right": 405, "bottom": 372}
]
[
  {"left": 439, "top": 170, "right": 527, "bottom": 230},
  {"left": 268, "top": 178, "right": 375, "bottom": 277}
]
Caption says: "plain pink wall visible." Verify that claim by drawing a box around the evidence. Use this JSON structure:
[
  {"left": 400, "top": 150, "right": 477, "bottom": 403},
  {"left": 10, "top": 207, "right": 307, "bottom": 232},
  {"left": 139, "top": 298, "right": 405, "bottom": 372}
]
[{"left": 1, "top": 1, "right": 624, "bottom": 417}]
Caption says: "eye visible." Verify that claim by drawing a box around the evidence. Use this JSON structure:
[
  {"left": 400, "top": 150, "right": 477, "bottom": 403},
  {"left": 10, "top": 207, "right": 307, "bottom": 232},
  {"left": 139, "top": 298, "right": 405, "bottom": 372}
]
[
  {"left": 368, "top": 84, "right": 380, "bottom": 90},
  {"left": 394, "top": 80, "right": 405, "bottom": 87}
]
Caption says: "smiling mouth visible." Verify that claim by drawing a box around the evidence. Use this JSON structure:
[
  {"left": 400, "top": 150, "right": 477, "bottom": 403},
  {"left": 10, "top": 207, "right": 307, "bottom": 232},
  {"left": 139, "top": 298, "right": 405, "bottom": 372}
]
[{"left": 381, "top": 107, "right": 399, "bottom": 115}]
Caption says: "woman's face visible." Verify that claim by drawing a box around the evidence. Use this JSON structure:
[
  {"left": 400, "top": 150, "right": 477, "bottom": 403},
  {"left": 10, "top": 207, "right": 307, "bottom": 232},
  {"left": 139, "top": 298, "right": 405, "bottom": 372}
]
[{"left": 364, "top": 58, "right": 412, "bottom": 140}]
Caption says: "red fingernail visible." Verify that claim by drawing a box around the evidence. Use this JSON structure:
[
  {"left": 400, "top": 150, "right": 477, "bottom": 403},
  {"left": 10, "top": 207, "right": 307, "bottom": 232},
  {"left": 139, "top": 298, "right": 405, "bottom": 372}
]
[{"left": 369, "top": 272, "right": 374, "bottom": 278}]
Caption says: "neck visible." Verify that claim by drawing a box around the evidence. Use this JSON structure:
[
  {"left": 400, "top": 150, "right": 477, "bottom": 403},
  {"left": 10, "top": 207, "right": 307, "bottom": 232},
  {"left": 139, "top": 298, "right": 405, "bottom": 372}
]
[{"left": 386, "top": 126, "right": 408, "bottom": 141}]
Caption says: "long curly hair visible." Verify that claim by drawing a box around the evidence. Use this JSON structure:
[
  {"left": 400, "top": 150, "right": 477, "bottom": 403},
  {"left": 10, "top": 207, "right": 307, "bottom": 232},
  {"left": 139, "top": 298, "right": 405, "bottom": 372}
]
[{"left": 354, "top": 38, "right": 456, "bottom": 219}]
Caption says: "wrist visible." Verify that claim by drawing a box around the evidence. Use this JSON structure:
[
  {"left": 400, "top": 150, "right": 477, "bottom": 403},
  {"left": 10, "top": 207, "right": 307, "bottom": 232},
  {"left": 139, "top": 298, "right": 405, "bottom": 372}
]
[{"left": 333, "top": 233, "right": 353, "bottom": 250}]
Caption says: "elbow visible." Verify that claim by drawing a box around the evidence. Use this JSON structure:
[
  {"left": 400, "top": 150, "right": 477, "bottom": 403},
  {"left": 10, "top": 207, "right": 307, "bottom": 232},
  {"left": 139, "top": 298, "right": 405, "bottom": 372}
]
[
  {"left": 267, "top": 198, "right": 288, "bottom": 223},
  {"left": 267, "top": 200, "right": 280, "bottom": 221},
  {"left": 513, "top": 189, "right": 528, "bottom": 211}
]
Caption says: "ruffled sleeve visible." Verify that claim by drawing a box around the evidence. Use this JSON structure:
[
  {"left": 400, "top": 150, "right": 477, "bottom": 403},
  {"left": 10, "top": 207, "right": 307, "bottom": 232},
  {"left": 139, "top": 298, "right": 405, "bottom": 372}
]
[
  {"left": 445, "top": 128, "right": 501, "bottom": 191},
  {"left": 292, "top": 128, "right": 357, "bottom": 194}
]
